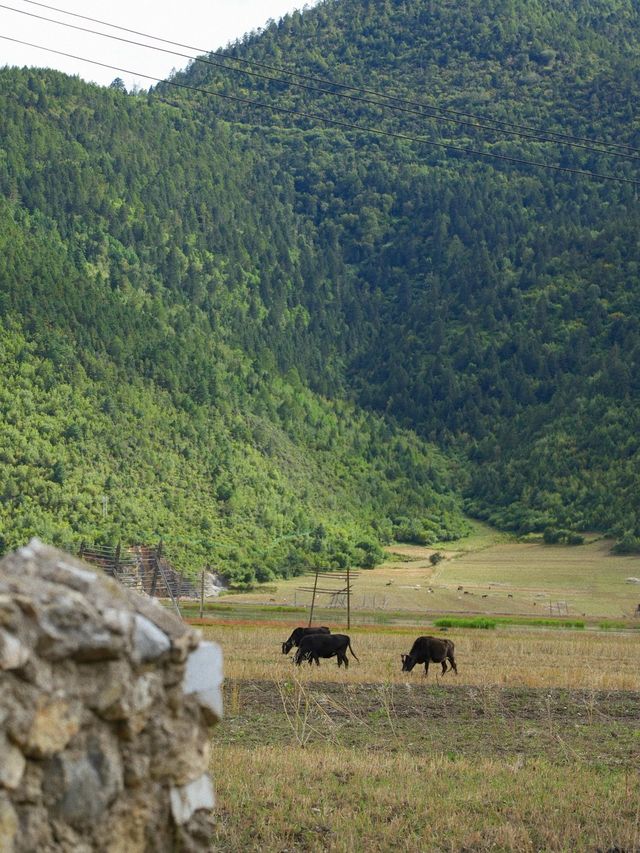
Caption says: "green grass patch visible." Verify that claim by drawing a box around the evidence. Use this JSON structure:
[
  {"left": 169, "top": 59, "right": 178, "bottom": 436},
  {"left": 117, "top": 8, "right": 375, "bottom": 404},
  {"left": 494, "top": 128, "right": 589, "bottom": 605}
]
[
  {"left": 181, "top": 602, "right": 307, "bottom": 615},
  {"left": 495, "top": 617, "right": 585, "bottom": 629},
  {"left": 434, "top": 617, "right": 497, "bottom": 629},
  {"left": 434, "top": 616, "right": 585, "bottom": 630}
]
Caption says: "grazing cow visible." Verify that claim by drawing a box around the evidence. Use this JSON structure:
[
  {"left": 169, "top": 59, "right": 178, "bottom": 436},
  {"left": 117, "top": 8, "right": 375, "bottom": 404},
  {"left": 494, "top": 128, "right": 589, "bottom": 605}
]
[
  {"left": 294, "top": 633, "right": 359, "bottom": 668},
  {"left": 281, "top": 626, "right": 331, "bottom": 655},
  {"left": 401, "top": 636, "right": 457, "bottom": 677}
]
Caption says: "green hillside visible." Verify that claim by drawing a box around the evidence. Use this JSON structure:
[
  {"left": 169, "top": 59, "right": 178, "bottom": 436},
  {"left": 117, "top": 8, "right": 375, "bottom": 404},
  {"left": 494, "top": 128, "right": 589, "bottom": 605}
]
[
  {"left": 2, "top": 0, "right": 640, "bottom": 577},
  {"left": 0, "top": 70, "right": 467, "bottom": 581},
  {"left": 173, "top": 0, "right": 640, "bottom": 538}
]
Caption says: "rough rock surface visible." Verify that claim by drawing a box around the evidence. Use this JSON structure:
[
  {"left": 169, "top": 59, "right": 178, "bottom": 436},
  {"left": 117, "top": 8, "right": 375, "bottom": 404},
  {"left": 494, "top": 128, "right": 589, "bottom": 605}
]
[{"left": 0, "top": 539, "right": 223, "bottom": 852}]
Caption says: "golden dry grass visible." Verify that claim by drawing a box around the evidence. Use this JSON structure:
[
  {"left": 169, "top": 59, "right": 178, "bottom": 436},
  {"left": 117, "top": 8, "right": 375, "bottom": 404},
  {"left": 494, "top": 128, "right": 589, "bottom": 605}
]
[
  {"left": 211, "top": 744, "right": 640, "bottom": 852},
  {"left": 203, "top": 530, "right": 640, "bottom": 851},
  {"left": 220, "top": 536, "right": 640, "bottom": 620},
  {"left": 201, "top": 622, "right": 640, "bottom": 691}
]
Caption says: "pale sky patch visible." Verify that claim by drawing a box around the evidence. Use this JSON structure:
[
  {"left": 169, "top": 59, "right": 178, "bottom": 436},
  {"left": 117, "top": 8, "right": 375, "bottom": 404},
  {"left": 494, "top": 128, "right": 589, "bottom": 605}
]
[{"left": 0, "top": 0, "right": 322, "bottom": 89}]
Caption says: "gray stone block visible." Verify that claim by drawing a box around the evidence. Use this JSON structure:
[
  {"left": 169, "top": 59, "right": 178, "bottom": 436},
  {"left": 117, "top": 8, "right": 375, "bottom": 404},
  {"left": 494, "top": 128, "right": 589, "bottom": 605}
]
[
  {"left": 169, "top": 773, "right": 215, "bottom": 826},
  {"left": 131, "top": 614, "right": 171, "bottom": 664},
  {"left": 183, "top": 641, "right": 223, "bottom": 723}
]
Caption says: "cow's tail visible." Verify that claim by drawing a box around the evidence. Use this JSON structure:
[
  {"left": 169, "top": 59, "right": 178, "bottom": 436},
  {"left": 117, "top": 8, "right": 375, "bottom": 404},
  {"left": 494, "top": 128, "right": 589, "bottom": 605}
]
[{"left": 347, "top": 640, "right": 359, "bottom": 662}]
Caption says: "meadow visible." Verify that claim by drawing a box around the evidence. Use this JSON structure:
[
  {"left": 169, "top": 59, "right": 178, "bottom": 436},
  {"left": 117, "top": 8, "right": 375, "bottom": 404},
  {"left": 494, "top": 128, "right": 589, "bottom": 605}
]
[
  {"left": 219, "top": 528, "right": 640, "bottom": 621},
  {"left": 198, "top": 534, "right": 640, "bottom": 851}
]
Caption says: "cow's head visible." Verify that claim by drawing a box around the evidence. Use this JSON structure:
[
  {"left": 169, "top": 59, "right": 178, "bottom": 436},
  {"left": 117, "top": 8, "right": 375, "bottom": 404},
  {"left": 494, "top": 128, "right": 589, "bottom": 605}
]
[
  {"left": 282, "top": 639, "right": 294, "bottom": 655},
  {"left": 401, "top": 653, "right": 417, "bottom": 672},
  {"left": 293, "top": 647, "right": 308, "bottom": 666}
]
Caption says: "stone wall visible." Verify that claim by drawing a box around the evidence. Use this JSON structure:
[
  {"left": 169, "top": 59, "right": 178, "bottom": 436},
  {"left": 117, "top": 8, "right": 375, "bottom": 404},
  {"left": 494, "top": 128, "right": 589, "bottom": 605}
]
[{"left": 0, "top": 539, "right": 223, "bottom": 852}]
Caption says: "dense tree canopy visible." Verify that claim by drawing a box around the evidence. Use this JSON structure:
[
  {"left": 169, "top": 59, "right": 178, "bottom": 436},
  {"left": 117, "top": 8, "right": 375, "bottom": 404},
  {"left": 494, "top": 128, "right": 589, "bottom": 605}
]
[
  {"left": 172, "top": 0, "right": 640, "bottom": 538},
  {"left": 1, "top": 0, "right": 640, "bottom": 578}
]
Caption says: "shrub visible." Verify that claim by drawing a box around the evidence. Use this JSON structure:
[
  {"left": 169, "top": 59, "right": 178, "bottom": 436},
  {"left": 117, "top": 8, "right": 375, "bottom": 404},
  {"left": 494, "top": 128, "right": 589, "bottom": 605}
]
[
  {"left": 612, "top": 535, "right": 640, "bottom": 555},
  {"left": 543, "top": 527, "right": 561, "bottom": 544}
]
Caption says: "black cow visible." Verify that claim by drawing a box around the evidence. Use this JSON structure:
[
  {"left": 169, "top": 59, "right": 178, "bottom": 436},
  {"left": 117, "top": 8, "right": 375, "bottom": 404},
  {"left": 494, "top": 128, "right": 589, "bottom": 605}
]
[
  {"left": 294, "top": 633, "right": 359, "bottom": 668},
  {"left": 281, "top": 626, "right": 331, "bottom": 655},
  {"left": 401, "top": 636, "right": 457, "bottom": 677}
]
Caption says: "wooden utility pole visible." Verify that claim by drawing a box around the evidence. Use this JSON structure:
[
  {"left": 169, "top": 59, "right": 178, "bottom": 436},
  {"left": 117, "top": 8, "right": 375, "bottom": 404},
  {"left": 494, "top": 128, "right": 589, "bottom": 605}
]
[
  {"left": 176, "top": 571, "right": 184, "bottom": 613},
  {"left": 199, "top": 567, "right": 207, "bottom": 620},
  {"left": 150, "top": 539, "right": 163, "bottom": 598},
  {"left": 347, "top": 565, "right": 351, "bottom": 629},
  {"left": 308, "top": 568, "right": 319, "bottom": 627}
]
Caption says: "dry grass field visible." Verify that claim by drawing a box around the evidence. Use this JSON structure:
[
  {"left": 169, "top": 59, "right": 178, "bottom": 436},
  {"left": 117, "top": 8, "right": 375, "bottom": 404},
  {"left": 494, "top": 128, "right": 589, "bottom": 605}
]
[
  {"left": 203, "top": 621, "right": 640, "bottom": 851},
  {"left": 200, "top": 531, "right": 640, "bottom": 851},
  {"left": 202, "top": 622, "right": 640, "bottom": 691},
  {"left": 222, "top": 527, "right": 640, "bottom": 621}
]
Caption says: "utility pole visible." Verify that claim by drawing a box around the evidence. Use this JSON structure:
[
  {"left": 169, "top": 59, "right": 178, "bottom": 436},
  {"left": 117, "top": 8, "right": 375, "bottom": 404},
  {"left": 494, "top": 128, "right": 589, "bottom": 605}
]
[
  {"left": 308, "top": 568, "right": 319, "bottom": 627},
  {"left": 200, "top": 567, "right": 207, "bottom": 620}
]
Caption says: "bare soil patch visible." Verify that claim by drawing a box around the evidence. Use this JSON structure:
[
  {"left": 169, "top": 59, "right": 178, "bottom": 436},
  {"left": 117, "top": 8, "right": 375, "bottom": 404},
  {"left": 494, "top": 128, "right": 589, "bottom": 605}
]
[{"left": 221, "top": 678, "right": 640, "bottom": 767}]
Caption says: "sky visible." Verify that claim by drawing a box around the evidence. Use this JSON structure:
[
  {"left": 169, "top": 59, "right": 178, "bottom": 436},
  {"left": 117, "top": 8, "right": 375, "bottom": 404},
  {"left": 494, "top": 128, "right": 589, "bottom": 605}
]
[{"left": 0, "top": 0, "right": 322, "bottom": 90}]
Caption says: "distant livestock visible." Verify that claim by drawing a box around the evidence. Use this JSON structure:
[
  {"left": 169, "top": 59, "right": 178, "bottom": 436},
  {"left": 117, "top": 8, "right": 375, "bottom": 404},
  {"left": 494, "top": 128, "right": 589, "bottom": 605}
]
[
  {"left": 294, "top": 633, "right": 359, "bottom": 668},
  {"left": 281, "top": 626, "right": 331, "bottom": 655},
  {"left": 401, "top": 636, "right": 457, "bottom": 677}
]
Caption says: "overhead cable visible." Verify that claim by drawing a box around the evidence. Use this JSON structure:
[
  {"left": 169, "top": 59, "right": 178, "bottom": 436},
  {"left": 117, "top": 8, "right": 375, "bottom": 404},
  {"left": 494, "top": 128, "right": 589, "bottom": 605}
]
[
  {"left": 8, "top": 0, "right": 640, "bottom": 158},
  {"left": 1, "top": 34, "right": 639, "bottom": 188}
]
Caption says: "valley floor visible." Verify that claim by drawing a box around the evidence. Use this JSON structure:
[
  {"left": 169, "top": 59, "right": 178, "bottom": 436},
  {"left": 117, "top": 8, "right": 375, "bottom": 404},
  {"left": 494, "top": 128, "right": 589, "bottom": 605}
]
[
  {"left": 202, "top": 532, "right": 640, "bottom": 851},
  {"left": 210, "top": 678, "right": 640, "bottom": 852}
]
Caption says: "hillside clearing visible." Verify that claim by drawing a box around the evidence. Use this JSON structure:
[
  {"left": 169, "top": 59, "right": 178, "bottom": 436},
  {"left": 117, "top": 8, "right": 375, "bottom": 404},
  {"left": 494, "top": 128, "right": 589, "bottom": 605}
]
[{"left": 219, "top": 536, "right": 640, "bottom": 620}]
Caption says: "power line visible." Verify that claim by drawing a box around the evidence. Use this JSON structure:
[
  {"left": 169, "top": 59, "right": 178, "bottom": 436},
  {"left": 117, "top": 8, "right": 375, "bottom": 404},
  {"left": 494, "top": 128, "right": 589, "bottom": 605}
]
[
  {"left": 1, "top": 34, "right": 639, "bottom": 188},
  {"left": 2, "top": 1, "right": 640, "bottom": 163},
  {"left": 10, "top": 0, "right": 640, "bottom": 158}
]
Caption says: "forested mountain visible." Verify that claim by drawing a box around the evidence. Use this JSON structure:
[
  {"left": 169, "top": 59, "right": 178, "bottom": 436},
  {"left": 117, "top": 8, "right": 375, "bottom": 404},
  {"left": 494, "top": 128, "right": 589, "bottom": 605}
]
[
  {"left": 1, "top": 0, "right": 640, "bottom": 578},
  {"left": 172, "top": 0, "right": 640, "bottom": 539},
  {"left": 0, "top": 67, "right": 468, "bottom": 581}
]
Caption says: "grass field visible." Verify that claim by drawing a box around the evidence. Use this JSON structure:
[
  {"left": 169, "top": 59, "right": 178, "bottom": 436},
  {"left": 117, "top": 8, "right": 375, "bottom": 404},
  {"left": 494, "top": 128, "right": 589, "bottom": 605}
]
[
  {"left": 201, "top": 622, "right": 640, "bottom": 691},
  {"left": 205, "top": 622, "right": 640, "bottom": 851},
  {"left": 199, "top": 533, "right": 640, "bottom": 851},
  {"left": 217, "top": 528, "right": 640, "bottom": 621}
]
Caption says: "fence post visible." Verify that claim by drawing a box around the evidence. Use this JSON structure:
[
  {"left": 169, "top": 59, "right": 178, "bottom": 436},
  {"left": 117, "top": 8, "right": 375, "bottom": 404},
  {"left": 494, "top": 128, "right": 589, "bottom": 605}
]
[{"left": 200, "top": 567, "right": 207, "bottom": 620}]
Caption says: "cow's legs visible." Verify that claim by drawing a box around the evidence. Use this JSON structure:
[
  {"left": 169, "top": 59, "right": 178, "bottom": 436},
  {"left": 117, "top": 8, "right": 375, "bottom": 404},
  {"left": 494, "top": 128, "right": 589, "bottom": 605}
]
[
  {"left": 440, "top": 660, "right": 448, "bottom": 675},
  {"left": 338, "top": 651, "right": 349, "bottom": 668},
  {"left": 448, "top": 654, "right": 458, "bottom": 674},
  {"left": 423, "top": 660, "right": 430, "bottom": 677}
]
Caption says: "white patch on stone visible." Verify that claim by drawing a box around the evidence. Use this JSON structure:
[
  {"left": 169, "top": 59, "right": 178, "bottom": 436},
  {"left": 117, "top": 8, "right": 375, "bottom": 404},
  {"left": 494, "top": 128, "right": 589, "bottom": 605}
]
[
  {"left": 170, "top": 773, "right": 215, "bottom": 825},
  {"left": 0, "top": 629, "right": 30, "bottom": 670},
  {"left": 131, "top": 615, "right": 170, "bottom": 663},
  {"left": 130, "top": 672, "right": 160, "bottom": 715},
  {"left": 0, "top": 733, "right": 26, "bottom": 789},
  {"left": 183, "top": 642, "right": 223, "bottom": 722},
  {"left": 56, "top": 562, "right": 97, "bottom": 585},
  {"left": 102, "top": 608, "right": 133, "bottom": 636},
  {"left": 18, "top": 545, "right": 35, "bottom": 559}
]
